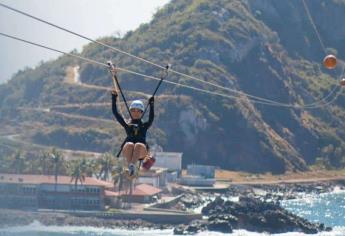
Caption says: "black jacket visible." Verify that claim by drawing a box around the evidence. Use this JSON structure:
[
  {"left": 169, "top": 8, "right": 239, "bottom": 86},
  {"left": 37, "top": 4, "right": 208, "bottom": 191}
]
[{"left": 112, "top": 94, "right": 154, "bottom": 145}]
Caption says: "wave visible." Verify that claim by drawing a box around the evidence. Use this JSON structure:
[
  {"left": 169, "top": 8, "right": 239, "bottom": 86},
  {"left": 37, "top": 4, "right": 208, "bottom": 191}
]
[
  {"left": 0, "top": 221, "right": 173, "bottom": 235},
  {"left": 1, "top": 222, "right": 345, "bottom": 236}
]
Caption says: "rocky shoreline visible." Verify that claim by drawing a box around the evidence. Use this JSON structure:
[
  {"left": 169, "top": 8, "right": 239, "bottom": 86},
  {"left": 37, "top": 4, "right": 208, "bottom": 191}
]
[
  {"left": 0, "top": 181, "right": 343, "bottom": 234},
  {"left": 171, "top": 181, "right": 342, "bottom": 234},
  {"left": 174, "top": 196, "right": 331, "bottom": 234},
  {"left": 0, "top": 209, "right": 168, "bottom": 230}
]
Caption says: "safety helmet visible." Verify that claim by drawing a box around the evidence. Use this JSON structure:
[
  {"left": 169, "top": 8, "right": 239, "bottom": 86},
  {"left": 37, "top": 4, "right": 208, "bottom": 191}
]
[{"left": 129, "top": 100, "right": 144, "bottom": 112}]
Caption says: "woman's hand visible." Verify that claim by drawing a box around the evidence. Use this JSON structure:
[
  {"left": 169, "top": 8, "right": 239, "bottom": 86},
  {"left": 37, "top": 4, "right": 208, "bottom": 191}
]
[
  {"left": 110, "top": 67, "right": 117, "bottom": 75},
  {"left": 111, "top": 89, "right": 118, "bottom": 97}
]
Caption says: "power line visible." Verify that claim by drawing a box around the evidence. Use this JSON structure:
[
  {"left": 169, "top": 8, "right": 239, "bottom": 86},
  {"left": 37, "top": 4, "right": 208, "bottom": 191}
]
[
  {"left": 0, "top": 1, "right": 305, "bottom": 106},
  {"left": 0, "top": 31, "right": 342, "bottom": 109},
  {"left": 0, "top": 1, "right": 342, "bottom": 108},
  {"left": 301, "top": 0, "right": 327, "bottom": 54},
  {"left": 0, "top": 32, "right": 108, "bottom": 68}
]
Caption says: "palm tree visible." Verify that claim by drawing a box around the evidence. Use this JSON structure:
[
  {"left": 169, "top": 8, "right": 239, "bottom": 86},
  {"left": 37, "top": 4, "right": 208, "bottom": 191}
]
[
  {"left": 39, "top": 151, "right": 50, "bottom": 175},
  {"left": 111, "top": 157, "right": 125, "bottom": 189},
  {"left": 97, "top": 153, "right": 115, "bottom": 181},
  {"left": 50, "top": 148, "right": 64, "bottom": 192},
  {"left": 111, "top": 157, "right": 133, "bottom": 208},
  {"left": 68, "top": 159, "right": 87, "bottom": 210},
  {"left": 83, "top": 159, "right": 97, "bottom": 177},
  {"left": 9, "top": 151, "right": 25, "bottom": 174},
  {"left": 69, "top": 159, "right": 87, "bottom": 188}
]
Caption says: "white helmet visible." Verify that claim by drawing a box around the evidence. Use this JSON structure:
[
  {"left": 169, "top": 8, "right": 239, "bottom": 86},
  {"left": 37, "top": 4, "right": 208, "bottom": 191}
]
[{"left": 129, "top": 100, "right": 144, "bottom": 112}]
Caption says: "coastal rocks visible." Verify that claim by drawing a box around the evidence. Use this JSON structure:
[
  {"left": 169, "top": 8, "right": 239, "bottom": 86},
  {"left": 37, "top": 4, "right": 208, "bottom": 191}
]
[
  {"left": 200, "top": 196, "right": 328, "bottom": 234},
  {"left": 174, "top": 219, "right": 233, "bottom": 235},
  {"left": 173, "top": 220, "right": 207, "bottom": 235},
  {"left": 173, "top": 218, "right": 233, "bottom": 235},
  {"left": 207, "top": 218, "right": 233, "bottom": 233},
  {"left": 0, "top": 209, "right": 157, "bottom": 230},
  {"left": 179, "top": 193, "right": 205, "bottom": 208}
]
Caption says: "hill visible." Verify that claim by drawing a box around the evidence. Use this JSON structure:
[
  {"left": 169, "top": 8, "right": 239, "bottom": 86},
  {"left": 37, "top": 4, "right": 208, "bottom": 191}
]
[{"left": 1, "top": 0, "right": 345, "bottom": 173}]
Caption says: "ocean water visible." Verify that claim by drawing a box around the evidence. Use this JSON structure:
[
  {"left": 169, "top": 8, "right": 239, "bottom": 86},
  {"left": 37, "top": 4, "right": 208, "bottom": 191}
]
[{"left": 1, "top": 190, "right": 345, "bottom": 236}]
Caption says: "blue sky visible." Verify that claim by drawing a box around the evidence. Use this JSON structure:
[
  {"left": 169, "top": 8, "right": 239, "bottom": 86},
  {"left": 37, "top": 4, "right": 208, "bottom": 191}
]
[{"left": 0, "top": 0, "right": 170, "bottom": 83}]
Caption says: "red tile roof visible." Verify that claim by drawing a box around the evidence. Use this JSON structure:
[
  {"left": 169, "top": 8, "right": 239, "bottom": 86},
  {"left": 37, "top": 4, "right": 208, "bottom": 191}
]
[
  {"left": 105, "top": 184, "right": 162, "bottom": 197},
  {"left": 0, "top": 173, "right": 113, "bottom": 188},
  {"left": 132, "top": 184, "right": 162, "bottom": 196},
  {"left": 104, "top": 190, "right": 120, "bottom": 197}
]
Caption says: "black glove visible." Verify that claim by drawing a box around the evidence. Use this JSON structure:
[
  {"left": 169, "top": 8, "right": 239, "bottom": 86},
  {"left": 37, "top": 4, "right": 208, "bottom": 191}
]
[
  {"left": 111, "top": 89, "right": 118, "bottom": 97},
  {"left": 149, "top": 96, "right": 154, "bottom": 105}
]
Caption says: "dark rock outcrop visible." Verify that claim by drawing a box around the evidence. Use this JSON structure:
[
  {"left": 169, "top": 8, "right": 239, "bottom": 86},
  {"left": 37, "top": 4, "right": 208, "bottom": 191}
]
[{"left": 200, "top": 196, "right": 328, "bottom": 234}]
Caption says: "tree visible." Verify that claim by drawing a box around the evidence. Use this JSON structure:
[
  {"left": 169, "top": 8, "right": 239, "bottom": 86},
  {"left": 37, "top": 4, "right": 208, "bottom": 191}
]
[
  {"left": 83, "top": 159, "right": 97, "bottom": 177},
  {"left": 111, "top": 157, "right": 126, "bottom": 189},
  {"left": 39, "top": 151, "right": 51, "bottom": 175},
  {"left": 69, "top": 159, "right": 87, "bottom": 189},
  {"left": 50, "top": 148, "right": 64, "bottom": 192},
  {"left": 9, "top": 151, "right": 25, "bottom": 174},
  {"left": 97, "top": 153, "right": 115, "bottom": 181}
]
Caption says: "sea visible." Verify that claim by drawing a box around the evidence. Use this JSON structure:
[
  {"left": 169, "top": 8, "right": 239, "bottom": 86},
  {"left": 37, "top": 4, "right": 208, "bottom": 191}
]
[{"left": 1, "top": 189, "right": 345, "bottom": 236}]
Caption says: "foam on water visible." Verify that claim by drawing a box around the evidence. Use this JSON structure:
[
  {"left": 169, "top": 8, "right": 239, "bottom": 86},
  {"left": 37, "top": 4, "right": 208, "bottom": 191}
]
[
  {"left": 0, "top": 221, "right": 173, "bottom": 236},
  {"left": 1, "top": 223, "right": 345, "bottom": 236}
]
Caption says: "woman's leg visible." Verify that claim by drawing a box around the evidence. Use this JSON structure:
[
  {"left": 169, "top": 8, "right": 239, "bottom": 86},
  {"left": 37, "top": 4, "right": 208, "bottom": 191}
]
[
  {"left": 132, "top": 143, "right": 148, "bottom": 164},
  {"left": 122, "top": 142, "right": 134, "bottom": 165}
]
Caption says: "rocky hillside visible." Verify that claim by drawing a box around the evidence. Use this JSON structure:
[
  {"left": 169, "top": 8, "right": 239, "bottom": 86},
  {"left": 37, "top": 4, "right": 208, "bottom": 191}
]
[{"left": 1, "top": 0, "right": 345, "bottom": 173}]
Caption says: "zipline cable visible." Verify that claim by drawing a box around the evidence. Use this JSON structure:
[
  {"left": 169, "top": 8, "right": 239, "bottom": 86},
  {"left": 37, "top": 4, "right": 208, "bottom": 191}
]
[
  {"left": 301, "top": 0, "right": 327, "bottom": 54},
  {"left": 0, "top": 1, "right": 325, "bottom": 107},
  {"left": 0, "top": 31, "right": 342, "bottom": 109}
]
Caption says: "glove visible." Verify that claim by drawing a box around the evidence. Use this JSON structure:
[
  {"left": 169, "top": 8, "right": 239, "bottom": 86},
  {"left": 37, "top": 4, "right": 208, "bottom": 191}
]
[
  {"left": 111, "top": 89, "right": 118, "bottom": 97},
  {"left": 149, "top": 96, "right": 154, "bottom": 105}
]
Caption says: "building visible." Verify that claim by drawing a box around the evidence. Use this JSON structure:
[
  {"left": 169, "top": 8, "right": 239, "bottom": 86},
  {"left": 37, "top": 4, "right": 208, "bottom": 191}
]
[
  {"left": 178, "top": 175, "right": 215, "bottom": 186},
  {"left": 137, "top": 167, "right": 168, "bottom": 188},
  {"left": 154, "top": 152, "right": 182, "bottom": 171},
  {"left": 111, "top": 184, "right": 162, "bottom": 203},
  {"left": 153, "top": 152, "right": 183, "bottom": 182},
  {"left": 187, "top": 164, "right": 215, "bottom": 178},
  {"left": 179, "top": 164, "right": 216, "bottom": 187},
  {"left": 0, "top": 173, "right": 114, "bottom": 210}
]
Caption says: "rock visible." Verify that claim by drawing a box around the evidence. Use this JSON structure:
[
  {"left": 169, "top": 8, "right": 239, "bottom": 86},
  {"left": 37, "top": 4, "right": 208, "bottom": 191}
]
[
  {"left": 173, "top": 221, "right": 207, "bottom": 235},
  {"left": 180, "top": 193, "right": 204, "bottom": 208},
  {"left": 173, "top": 225, "right": 186, "bottom": 235},
  {"left": 201, "top": 196, "right": 224, "bottom": 215},
  {"left": 185, "top": 221, "right": 200, "bottom": 234},
  {"left": 200, "top": 195, "right": 331, "bottom": 234},
  {"left": 207, "top": 218, "right": 233, "bottom": 233}
]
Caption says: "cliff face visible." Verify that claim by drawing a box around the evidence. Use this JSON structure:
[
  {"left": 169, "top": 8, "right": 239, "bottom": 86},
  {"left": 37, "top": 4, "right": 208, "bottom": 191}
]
[{"left": 1, "top": 0, "right": 345, "bottom": 173}]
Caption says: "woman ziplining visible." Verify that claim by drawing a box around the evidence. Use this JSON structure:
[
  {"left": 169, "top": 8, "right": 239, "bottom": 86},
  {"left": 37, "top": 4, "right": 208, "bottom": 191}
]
[{"left": 108, "top": 62, "right": 169, "bottom": 178}]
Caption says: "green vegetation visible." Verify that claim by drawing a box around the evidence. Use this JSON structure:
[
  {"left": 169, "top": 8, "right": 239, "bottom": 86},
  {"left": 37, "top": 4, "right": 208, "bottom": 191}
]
[
  {"left": 0, "top": 148, "right": 131, "bottom": 191},
  {"left": 1, "top": 0, "right": 345, "bottom": 173}
]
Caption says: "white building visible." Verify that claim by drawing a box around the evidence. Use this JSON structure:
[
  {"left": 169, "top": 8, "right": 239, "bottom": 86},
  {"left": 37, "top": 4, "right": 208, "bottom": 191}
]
[
  {"left": 179, "top": 175, "right": 215, "bottom": 186},
  {"left": 152, "top": 152, "right": 182, "bottom": 182},
  {"left": 179, "top": 164, "right": 216, "bottom": 187},
  {"left": 137, "top": 167, "right": 168, "bottom": 188},
  {"left": 153, "top": 152, "right": 182, "bottom": 171},
  {"left": 187, "top": 164, "right": 215, "bottom": 178}
]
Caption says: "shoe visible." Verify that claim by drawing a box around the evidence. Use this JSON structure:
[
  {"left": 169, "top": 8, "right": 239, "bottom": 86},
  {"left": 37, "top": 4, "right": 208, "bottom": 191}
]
[{"left": 128, "top": 164, "right": 135, "bottom": 176}]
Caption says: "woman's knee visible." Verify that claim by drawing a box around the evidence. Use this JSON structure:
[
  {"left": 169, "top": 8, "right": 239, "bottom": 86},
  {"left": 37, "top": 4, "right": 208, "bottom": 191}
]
[
  {"left": 123, "top": 142, "right": 134, "bottom": 149},
  {"left": 134, "top": 143, "right": 146, "bottom": 150}
]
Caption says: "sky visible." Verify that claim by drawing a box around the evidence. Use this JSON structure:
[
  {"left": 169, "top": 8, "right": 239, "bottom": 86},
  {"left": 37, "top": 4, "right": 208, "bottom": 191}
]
[{"left": 0, "top": 0, "right": 170, "bottom": 84}]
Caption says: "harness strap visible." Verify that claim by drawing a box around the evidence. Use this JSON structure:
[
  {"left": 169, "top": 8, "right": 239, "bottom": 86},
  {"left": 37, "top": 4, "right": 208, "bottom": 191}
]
[
  {"left": 107, "top": 61, "right": 133, "bottom": 120},
  {"left": 141, "top": 64, "right": 170, "bottom": 118}
]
